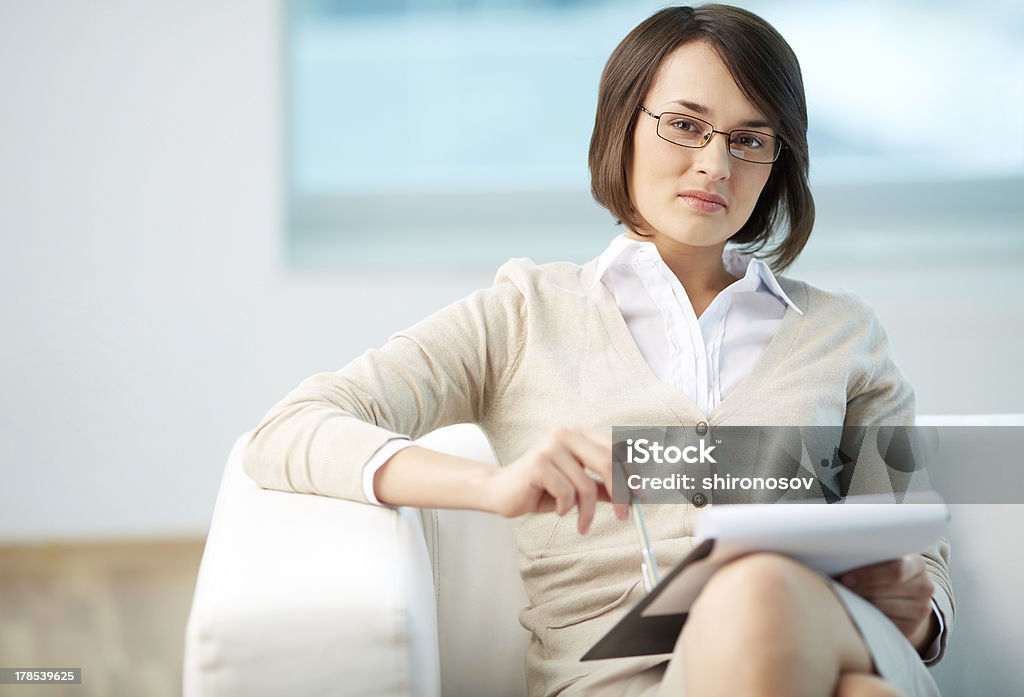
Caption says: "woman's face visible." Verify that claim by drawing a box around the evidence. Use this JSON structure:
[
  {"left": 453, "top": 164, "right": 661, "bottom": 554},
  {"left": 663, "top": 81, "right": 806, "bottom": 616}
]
[{"left": 628, "top": 41, "right": 775, "bottom": 249}]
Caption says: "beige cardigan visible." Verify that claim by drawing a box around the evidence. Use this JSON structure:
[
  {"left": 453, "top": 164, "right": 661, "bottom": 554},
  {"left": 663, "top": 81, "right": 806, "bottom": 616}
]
[{"left": 244, "top": 257, "right": 954, "bottom": 697}]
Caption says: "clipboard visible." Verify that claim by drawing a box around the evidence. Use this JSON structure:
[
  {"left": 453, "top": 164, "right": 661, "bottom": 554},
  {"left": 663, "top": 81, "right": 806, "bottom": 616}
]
[{"left": 582, "top": 493, "right": 949, "bottom": 661}]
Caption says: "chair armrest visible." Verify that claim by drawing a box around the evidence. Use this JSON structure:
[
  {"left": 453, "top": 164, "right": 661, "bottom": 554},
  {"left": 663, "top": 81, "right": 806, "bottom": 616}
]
[{"left": 184, "top": 432, "right": 440, "bottom": 697}]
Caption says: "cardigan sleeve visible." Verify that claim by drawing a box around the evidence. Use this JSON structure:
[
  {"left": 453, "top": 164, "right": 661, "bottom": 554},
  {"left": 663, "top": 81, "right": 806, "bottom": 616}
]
[
  {"left": 842, "top": 303, "right": 955, "bottom": 665},
  {"left": 843, "top": 303, "right": 915, "bottom": 428},
  {"left": 242, "top": 265, "right": 527, "bottom": 504}
]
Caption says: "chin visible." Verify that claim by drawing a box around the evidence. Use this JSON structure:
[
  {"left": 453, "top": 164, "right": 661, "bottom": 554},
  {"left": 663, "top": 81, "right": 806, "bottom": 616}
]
[{"left": 649, "top": 223, "right": 732, "bottom": 249}]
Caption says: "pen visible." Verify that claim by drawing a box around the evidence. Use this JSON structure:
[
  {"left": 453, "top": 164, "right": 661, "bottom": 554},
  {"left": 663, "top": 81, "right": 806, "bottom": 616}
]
[{"left": 631, "top": 499, "right": 661, "bottom": 593}]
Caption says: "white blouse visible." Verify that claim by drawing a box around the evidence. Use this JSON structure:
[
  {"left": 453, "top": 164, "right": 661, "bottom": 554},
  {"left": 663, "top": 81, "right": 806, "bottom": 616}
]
[{"left": 588, "top": 234, "right": 801, "bottom": 416}]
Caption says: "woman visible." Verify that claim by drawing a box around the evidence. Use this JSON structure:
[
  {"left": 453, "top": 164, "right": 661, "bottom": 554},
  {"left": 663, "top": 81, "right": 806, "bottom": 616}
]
[{"left": 245, "top": 5, "right": 952, "bottom": 696}]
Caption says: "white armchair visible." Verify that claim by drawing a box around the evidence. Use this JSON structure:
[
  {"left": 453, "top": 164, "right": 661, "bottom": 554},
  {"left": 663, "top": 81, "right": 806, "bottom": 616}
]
[
  {"left": 183, "top": 424, "right": 530, "bottom": 697},
  {"left": 184, "top": 418, "right": 1024, "bottom": 697}
]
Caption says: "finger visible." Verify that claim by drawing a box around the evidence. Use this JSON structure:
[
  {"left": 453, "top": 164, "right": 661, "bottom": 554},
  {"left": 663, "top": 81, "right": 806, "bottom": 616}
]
[
  {"left": 841, "top": 558, "right": 908, "bottom": 588},
  {"left": 847, "top": 574, "right": 935, "bottom": 606},
  {"left": 547, "top": 444, "right": 600, "bottom": 534},
  {"left": 535, "top": 464, "right": 577, "bottom": 518},
  {"left": 843, "top": 556, "right": 926, "bottom": 589},
  {"left": 863, "top": 596, "right": 933, "bottom": 634},
  {"left": 552, "top": 427, "right": 628, "bottom": 521},
  {"left": 578, "top": 427, "right": 613, "bottom": 451},
  {"left": 574, "top": 456, "right": 628, "bottom": 520},
  {"left": 563, "top": 427, "right": 616, "bottom": 503},
  {"left": 844, "top": 580, "right": 935, "bottom": 626},
  {"left": 581, "top": 467, "right": 612, "bottom": 501},
  {"left": 841, "top": 558, "right": 902, "bottom": 584},
  {"left": 868, "top": 595, "right": 934, "bottom": 621}
]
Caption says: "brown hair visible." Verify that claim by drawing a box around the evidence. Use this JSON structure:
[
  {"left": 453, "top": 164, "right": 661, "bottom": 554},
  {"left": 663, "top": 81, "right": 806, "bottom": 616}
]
[{"left": 588, "top": 4, "right": 814, "bottom": 271}]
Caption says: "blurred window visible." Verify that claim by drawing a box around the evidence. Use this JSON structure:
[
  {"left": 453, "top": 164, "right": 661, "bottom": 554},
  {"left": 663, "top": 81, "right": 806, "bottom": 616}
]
[{"left": 286, "top": 0, "right": 1023, "bottom": 268}]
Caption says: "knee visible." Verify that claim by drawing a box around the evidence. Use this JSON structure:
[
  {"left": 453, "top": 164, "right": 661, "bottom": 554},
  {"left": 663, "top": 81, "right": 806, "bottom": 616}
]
[
  {"left": 693, "top": 552, "right": 819, "bottom": 615},
  {"left": 679, "top": 553, "right": 875, "bottom": 684},
  {"left": 682, "top": 553, "right": 820, "bottom": 651}
]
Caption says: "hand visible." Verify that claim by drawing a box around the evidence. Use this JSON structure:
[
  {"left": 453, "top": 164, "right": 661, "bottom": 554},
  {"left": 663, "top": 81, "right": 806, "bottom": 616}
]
[
  {"left": 840, "top": 554, "right": 937, "bottom": 650},
  {"left": 483, "top": 426, "right": 629, "bottom": 534}
]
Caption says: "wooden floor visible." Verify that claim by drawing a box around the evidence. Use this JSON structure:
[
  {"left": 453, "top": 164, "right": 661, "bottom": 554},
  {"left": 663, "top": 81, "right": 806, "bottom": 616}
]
[{"left": 0, "top": 537, "right": 206, "bottom": 697}]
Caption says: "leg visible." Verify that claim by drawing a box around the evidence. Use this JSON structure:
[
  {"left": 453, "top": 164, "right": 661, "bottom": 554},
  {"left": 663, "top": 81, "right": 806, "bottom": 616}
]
[
  {"left": 665, "top": 553, "right": 881, "bottom": 697},
  {"left": 834, "top": 673, "right": 906, "bottom": 697}
]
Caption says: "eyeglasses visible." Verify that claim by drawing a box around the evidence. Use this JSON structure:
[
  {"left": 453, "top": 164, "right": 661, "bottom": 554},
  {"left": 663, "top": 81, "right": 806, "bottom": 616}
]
[{"left": 638, "top": 105, "right": 783, "bottom": 164}]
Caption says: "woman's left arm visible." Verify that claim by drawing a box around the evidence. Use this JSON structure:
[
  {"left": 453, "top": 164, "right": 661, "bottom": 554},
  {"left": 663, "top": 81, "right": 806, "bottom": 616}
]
[
  {"left": 839, "top": 554, "right": 942, "bottom": 654},
  {"left": 842, "top": 303, "right": 955, "bottom": 663}
]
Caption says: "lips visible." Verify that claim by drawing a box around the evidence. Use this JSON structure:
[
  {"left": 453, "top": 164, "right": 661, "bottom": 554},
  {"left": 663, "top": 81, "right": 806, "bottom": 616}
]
[
  {"left": 679, "top": 190, "right": 727, "bottom": 206},
  {"left": 678, "top": 189, "right": 727, "bottom": 213}
]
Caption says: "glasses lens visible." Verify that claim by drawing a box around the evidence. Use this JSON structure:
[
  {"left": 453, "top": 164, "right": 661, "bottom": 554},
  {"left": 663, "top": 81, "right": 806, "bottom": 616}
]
[
  {"left": 657, "top": 113, "right": 712, "bottom": 147},
  {"left": 729, "top": 131, "right": 780, "bottom": 163}
]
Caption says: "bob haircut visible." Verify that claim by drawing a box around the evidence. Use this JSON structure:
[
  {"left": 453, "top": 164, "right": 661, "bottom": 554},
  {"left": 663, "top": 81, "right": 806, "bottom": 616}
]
[{"left": 588, "top": 4, "right": 814, "bottom": 272}]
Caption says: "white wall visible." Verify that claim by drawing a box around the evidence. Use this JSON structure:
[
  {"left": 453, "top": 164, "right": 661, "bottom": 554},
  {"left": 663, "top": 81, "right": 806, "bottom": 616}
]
[{"left": 0, "top": 0, "right": 494, "bottom": 540}]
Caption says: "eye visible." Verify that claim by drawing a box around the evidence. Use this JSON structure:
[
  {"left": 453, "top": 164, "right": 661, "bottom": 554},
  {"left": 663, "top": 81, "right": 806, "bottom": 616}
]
[
  {"left": 733, "top": 133, "right": 766, "bottom": 149},
  {"left": 667, "top": 118, "right": 701, "bottom": 133}
]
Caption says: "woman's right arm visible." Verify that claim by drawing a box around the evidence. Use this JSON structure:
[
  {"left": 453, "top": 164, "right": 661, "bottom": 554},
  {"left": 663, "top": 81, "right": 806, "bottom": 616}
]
[
  {"left": 243, "top": 264, "right": 625, "bottom": 533},
  {"left": 243, "top": 276, "right": 525, "bottom": 503},
  {"left": 375, "top": 428, "right": 628, "bottom": 534}
]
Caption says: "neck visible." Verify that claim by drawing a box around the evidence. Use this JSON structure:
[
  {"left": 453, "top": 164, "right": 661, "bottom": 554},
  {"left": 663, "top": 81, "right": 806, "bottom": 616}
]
[{"left": 627, "top": 232, "right": 737, "bottom": 295}]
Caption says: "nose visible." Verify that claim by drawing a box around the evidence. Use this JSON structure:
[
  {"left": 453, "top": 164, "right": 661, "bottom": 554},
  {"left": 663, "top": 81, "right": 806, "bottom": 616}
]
[{"left": 692, "top": 130, "right": 732, "bottom": 180}]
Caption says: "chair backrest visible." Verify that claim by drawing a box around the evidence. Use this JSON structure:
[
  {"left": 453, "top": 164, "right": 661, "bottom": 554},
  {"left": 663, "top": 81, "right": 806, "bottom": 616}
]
[{"left": 414, "top": 425, "right": 531, "bottom": 697}]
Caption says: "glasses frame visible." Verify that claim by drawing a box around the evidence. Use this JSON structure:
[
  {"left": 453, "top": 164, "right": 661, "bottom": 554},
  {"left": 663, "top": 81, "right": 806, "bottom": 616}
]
[{"left": 637, "top": 105, "right": 783, "bottom": 164}]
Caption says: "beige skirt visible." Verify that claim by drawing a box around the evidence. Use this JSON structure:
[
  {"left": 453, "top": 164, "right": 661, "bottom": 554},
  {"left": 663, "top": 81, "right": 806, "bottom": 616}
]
[{"left": 559, "top": 580, "right": 941, "bottom": 697}]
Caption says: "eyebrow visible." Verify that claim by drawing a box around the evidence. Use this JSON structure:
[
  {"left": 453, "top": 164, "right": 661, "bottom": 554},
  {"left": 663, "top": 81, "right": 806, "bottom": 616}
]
[{"left": 667, "top": 98, "right": 774, "bottom": 131}]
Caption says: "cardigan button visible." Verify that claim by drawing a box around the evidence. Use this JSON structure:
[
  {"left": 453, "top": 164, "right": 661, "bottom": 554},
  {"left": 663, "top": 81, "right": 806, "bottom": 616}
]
[
  {"left": 691, "top": 492, "right": 708, "bottom": 508},
  {"left": 695, "top": 421, "right": 708, "bottom": 436}
]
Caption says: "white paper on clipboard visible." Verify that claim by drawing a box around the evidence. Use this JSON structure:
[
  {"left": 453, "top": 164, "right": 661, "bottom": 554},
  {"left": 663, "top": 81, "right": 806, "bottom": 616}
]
[{"left": 641, "top": 491, "right": 948, "bottom": 618}]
